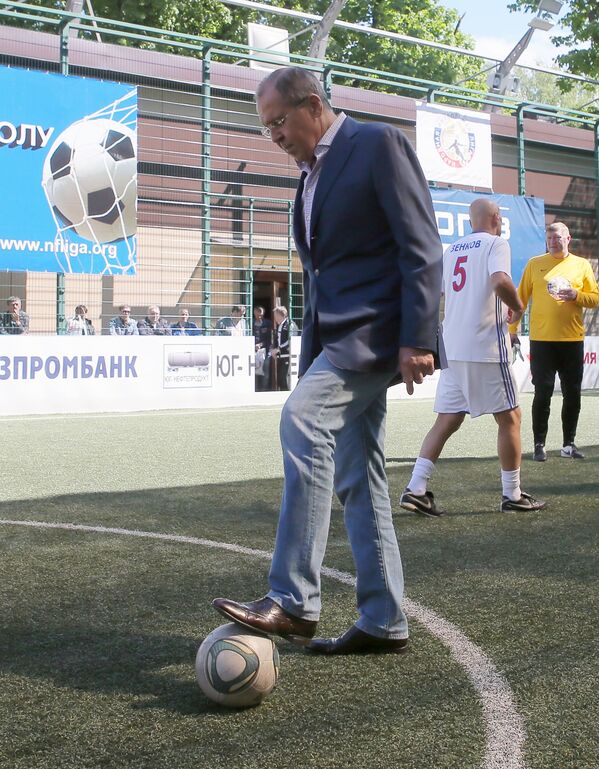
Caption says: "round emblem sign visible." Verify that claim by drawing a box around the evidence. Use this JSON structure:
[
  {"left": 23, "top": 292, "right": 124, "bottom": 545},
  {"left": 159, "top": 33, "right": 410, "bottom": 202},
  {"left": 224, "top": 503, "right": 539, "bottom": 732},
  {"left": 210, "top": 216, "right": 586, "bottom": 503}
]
[{"left": 434, "top": 118, "right": 476, "bottom": 168}]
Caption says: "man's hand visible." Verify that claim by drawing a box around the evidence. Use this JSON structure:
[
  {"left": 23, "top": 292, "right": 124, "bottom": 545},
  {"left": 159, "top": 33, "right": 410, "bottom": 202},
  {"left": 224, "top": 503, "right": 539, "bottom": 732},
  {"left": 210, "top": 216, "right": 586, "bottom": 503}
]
[
  {"left": 399, "top": 346, "right": 434, "bottom": 396},
  {"left": 506, "top": 306, "right": 523, "bottom": 326},
  {"left": 558, "top": 287, "right": 578, "bottom": 302},
  {"left": 507, "top": 303, "right": 526, "bottom": 326}
]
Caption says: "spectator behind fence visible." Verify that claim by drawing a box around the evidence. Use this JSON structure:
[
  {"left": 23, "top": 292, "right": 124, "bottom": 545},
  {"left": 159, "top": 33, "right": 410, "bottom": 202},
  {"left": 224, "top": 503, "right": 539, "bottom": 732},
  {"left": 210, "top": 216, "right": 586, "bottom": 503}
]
[
  {"left": 171, "top": 308, "right": 201, "bottom": 336},
  {"left": 216, "top": 305, "right": 247, "bottom": 336},
  {"left": 271, "top": 306, "right": 291, "bottom": 391},
  {"left": 138, "top": 305, "right": 172, "bottom": 336},
  {"left": 109, "top": 305, "right": 138, "bottom": 335},
  {"left": 66, "top": 304, "right": 95, "bottom": 336},
  {"left": 253, "top": 305, "right": 273, "bottom": 391},
  {"left": 1, "top": 296, "right": 29, "bottom": 335}
]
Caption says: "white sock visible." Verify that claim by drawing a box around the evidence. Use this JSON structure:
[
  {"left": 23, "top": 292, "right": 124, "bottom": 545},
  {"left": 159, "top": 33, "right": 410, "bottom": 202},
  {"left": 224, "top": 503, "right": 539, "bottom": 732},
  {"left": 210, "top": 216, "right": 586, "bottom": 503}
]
[
  {"left": 408, "top": 457, "right": 436, "bottom": 496},
  {"left": 501, "top": 468, "right": 521, "bottom": 501}
]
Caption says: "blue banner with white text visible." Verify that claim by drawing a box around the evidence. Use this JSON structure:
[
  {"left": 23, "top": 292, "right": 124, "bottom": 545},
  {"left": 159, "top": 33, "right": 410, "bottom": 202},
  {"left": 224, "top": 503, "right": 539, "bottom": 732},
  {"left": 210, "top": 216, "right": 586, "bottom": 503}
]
[
  {"left": 0, "top": 66, "right": 137, "bottom": 275},
  {"left": 430, "top": 189, "right": 546, "bottom": 285}
]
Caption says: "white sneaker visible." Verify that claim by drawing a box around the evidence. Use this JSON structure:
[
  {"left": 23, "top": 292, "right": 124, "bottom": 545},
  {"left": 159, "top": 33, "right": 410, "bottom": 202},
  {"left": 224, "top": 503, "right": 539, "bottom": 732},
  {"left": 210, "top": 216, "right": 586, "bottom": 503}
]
[{"left": 560, "top": 443, "right": 585, "bottom": 459}]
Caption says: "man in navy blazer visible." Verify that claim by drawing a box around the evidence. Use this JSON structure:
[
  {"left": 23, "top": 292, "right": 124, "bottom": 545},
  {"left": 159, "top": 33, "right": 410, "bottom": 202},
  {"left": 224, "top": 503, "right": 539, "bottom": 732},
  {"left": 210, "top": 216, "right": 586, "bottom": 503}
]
[{"left": 214, "top": 67, "right": 442, "bottom": 654}]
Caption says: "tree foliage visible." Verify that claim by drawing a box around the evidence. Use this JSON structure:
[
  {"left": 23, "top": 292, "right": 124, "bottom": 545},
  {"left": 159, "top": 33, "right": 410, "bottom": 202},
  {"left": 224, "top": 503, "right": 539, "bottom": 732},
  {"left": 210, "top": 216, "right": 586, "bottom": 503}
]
[
  {"left": 6, "top": 0, "right": 484, "bottom": 87},
  {"left": 515, "top": 65, "right": 599, "bottom": 115},
  {"left": 508, "top": 1, "right": 599, "bottom": 84}
]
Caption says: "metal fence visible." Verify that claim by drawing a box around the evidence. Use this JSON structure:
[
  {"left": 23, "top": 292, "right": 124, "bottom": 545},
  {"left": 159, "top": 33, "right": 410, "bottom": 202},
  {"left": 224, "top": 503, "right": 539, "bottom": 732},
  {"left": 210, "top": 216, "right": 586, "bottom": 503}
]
[{"left": 0, "top": 0, "right": 598, "bottom": 336}]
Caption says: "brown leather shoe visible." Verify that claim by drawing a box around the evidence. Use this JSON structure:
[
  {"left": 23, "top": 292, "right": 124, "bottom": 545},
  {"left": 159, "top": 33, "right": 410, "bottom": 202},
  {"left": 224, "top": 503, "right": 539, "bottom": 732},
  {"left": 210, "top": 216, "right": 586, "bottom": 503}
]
[
  {"left": 211, "top": 596, "right": 317, "bottom": 646},
  {"left": 307, "top": 625, "right": 409, "bottom": 655}
]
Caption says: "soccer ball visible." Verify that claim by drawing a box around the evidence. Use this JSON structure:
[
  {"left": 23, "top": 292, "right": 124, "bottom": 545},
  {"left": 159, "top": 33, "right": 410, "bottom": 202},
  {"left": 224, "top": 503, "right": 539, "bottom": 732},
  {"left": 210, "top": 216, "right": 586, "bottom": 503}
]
[
  {"left": 195, "top": 623, "right": 280, "bottom": 708},
  {"left": 42, "top": 118, "right": 136, "bottom": 244},
  {"left": 547, "top": 275, "right": 572, "bottom": 298}
]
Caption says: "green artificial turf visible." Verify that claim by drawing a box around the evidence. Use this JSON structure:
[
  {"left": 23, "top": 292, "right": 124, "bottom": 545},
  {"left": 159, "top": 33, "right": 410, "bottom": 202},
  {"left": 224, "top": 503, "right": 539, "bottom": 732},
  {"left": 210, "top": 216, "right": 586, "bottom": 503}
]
[{"left": 0, "top": 394, "right": 597, "bottom": 769}]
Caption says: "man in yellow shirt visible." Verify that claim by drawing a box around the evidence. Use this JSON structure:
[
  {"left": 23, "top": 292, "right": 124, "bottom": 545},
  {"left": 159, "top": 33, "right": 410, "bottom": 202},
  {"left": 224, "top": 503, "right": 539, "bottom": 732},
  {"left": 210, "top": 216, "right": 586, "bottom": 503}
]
[{"left": 510, "top": 222, "right": 599, "bottom": 461}]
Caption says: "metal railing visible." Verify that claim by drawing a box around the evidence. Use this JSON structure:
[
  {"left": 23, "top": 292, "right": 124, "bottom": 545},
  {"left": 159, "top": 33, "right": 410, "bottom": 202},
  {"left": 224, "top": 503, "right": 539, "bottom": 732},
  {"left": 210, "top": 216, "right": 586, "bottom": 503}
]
[{"left": 0, "top": 0, "right": 597, "bottom": 336}]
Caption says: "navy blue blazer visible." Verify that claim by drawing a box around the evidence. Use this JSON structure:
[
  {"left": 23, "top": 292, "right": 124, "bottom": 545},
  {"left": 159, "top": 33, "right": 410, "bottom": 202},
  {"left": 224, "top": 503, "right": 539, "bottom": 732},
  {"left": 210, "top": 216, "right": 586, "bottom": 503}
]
[{"left": 294, "top": 116, "right": 443, "bottom": 378}]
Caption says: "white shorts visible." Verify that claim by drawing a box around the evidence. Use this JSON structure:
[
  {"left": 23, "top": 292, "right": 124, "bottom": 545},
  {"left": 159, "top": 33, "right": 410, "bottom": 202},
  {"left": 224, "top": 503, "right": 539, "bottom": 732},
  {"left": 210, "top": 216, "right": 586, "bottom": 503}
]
[{"left": 434, "top": 360, "right": 519, "bottom": 418}]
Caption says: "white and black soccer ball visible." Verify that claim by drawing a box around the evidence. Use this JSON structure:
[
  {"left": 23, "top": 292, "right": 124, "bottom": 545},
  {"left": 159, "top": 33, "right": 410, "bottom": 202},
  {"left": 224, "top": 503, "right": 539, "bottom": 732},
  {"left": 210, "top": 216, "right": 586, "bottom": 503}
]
[
  {"left": 195, "top": 623, "right": 280, "bottom": 708},
  {"left": 42, "top": 118, "right": 137, "bottom": 244},
  {"left": 547, "top": 275, "right": 572, "bottom": 298}
]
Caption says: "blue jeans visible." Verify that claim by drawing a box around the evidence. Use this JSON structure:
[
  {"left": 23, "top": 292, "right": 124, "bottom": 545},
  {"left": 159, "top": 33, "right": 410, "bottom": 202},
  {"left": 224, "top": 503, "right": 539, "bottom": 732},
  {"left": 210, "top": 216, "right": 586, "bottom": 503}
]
[{"left": 267, "top": 351, "right": 408, "bottom": 639}]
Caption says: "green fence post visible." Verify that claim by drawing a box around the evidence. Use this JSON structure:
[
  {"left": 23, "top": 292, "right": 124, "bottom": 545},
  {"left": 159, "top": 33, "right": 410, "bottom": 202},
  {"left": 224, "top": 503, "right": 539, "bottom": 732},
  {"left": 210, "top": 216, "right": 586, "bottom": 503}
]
[
  {"left": 323, "top": 66, "right": 332, "bottom": 102},
  {"left": 56, "top": 17, "right": 73, "bottom": 333},
  {"left": 517, "top": 103, "right": 529, "bottom": 334},
  {"left": 202, "top": 46, "right": 212, "bottom": 331},
  {"left": 517, "top": 104, "right": 527, "bottom": 197},
  {"left": 287, "top": 201, "right": 294, "bottom": 326},
  {"left": 248, "top": 198, "right": 254, "bottom": 328}
]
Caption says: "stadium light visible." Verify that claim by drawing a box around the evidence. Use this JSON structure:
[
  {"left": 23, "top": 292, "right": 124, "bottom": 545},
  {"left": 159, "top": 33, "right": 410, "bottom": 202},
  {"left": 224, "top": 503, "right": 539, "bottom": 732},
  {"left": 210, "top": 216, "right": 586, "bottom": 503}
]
[
  {"left": 537, "top": 0, "right": 563, "bottom": 14},
  {"left": 486, "top": 0, "right": 563, "bottom": 104},
  {"left": 528, "top": 0, "right": 563, "bottom": 31},
  {"left": 528, "top": 18, "right": 554, "bottom": 31}
]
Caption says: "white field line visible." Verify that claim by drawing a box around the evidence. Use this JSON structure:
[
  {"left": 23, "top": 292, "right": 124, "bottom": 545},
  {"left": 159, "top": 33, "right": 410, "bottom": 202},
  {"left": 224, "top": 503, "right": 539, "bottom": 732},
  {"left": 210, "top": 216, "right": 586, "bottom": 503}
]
[
  {"left": 0, "top": 405, "right": 284, "bottom": 423},
  {"left": 0, "top": 519, "right": 525, "bottom": 769}
]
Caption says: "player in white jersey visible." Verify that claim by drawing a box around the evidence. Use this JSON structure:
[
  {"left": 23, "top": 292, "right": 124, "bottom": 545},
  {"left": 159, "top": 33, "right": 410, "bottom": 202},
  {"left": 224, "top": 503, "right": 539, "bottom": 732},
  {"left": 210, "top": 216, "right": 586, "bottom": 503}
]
[{"left": 400, "top": 198, "right": 546, "bottom": 515}]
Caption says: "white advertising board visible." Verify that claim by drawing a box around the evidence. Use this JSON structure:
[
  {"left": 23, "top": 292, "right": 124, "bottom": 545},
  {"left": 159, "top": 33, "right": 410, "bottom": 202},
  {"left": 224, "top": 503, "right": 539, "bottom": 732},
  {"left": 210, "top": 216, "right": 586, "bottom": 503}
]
[
  {"left": 0, "top": 336, "right": 597, "bottom": 416},
  {"left": 512, "top": 336, "right": 599, "bottom": 392},
  {"left": 0, "top": 335, "right": 255, "bottom": 416}
]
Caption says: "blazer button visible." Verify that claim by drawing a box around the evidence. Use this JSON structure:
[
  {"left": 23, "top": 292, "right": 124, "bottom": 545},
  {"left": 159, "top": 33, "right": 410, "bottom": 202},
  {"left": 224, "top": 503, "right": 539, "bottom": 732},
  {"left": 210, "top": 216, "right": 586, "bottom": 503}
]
[{"left": 314, "top": 268, "right": 320, "bottom": 277}]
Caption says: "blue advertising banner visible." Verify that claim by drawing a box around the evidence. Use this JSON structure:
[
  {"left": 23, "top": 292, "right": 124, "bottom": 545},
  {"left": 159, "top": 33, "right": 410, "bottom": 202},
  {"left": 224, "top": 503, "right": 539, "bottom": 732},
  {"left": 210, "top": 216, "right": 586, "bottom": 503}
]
[
  {"left": 0, "top": 67, "right": 137, "bottom": 275},
  {"left": 430, "top": 189, "right": 546, "bottom": 285}
]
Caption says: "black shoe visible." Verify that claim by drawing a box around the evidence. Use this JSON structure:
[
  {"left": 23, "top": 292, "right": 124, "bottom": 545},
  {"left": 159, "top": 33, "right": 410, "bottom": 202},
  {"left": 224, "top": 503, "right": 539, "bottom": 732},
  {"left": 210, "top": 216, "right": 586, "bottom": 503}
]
[
  {"left": 212, "top": 596, "right": 317, "bottom": 646},
  {"left": 399, "top": 488, "right": 444, "bottom": 517},
  {"left": 501, "top": 491, "right": 547, "bottom": 513},
  {"left": 307, "top": 625, "right": 409, "bottom": 655},
  {"left": 533, "top": 443, "right": 547, "bottom": 462},
  {"left": 560, "top": 443, "right": 585, "bottom": 459}
]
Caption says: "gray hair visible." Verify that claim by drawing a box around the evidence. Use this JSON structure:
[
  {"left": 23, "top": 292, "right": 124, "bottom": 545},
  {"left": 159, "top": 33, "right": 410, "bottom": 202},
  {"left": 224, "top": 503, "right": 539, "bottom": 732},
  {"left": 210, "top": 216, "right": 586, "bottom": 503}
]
[
  {"left": 256, "top": 67, "right": 331, "bottom": 109},
  {"left": 547, "top": 221, "right": 570, "bottom": 236}
]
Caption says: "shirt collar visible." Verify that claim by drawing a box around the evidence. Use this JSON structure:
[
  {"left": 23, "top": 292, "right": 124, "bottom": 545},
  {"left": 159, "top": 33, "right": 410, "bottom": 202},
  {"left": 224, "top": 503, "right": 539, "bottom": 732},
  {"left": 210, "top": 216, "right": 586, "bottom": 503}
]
[{"left": 298, "top": 112, "right": 347, "bottom": 173}]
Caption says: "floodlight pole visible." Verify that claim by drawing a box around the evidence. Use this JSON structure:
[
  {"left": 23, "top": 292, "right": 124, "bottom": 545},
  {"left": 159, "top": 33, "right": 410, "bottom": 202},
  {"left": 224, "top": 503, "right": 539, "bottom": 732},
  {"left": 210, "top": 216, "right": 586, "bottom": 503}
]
[
  {"left": 494, "top": 27, "right": 534, "bottom": 92},
  {"left": 485, "top": 0, "right": 563, "bottom": 111},
  {"left": 484, "top": 27, "right": 535, "bottom": 113}
]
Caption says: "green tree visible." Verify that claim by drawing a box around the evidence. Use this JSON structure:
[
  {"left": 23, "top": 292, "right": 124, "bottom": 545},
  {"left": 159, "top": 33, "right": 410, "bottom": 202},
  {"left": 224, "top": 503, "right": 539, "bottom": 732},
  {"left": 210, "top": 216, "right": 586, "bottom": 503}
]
[
  {"left": 220, "top": 0, "right": 482, "bottom": 86},
  {"left": 508, "top": 1, "right": 599, "bottom": 83},
  {"left": 94, "top": 0, "right": 232, "bottom": 39},
  {"left": 318, "top": 0, "right": 479, "bottom": 86},
  {"left": 5, "top": 0, "right": 482, "bottom": 87},
  {"left": 515, "top": 64, "right": 599, "bottom": 113}
]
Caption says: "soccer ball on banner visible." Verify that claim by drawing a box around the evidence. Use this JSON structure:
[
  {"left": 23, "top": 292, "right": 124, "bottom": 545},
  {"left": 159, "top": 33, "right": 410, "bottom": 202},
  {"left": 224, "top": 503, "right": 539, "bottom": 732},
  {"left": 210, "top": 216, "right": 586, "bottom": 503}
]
[
  {"left": 42, "top": 118, "right": 137, "bottom": 244},
  {"left": 195, "top": 623, "right": 280, "bottom": 708}
]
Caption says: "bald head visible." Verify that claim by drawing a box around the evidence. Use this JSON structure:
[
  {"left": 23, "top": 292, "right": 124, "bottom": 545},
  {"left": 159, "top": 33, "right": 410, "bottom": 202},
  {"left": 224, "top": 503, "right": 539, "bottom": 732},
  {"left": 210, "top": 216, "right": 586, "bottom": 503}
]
[{"left": 469, "top": 198, "right": 502, "bottom": 235}]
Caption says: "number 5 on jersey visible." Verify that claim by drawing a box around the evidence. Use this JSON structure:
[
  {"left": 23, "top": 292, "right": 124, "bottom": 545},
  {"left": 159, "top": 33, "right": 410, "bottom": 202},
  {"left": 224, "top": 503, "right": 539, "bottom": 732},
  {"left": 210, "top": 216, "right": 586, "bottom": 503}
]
[{"left": 452, "top": 255, "right": 468, "bottom": 292}]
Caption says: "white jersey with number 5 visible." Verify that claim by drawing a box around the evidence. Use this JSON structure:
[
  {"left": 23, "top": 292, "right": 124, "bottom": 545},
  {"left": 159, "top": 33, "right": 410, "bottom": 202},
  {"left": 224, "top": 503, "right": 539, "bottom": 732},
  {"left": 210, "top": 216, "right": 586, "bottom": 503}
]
[{"left": 442, "top": 232, "right": 512, "bottom": 362}]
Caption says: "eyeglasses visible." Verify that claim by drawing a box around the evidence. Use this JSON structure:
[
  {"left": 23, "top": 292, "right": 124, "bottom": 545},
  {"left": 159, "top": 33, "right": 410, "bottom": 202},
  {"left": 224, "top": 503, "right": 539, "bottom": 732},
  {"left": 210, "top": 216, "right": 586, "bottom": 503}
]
[
  {"left": 260, "top": 97, "right": 309, "bottom": 139},
  {"left": 121, "top": 309, "right": 131, "bottom": 313}
]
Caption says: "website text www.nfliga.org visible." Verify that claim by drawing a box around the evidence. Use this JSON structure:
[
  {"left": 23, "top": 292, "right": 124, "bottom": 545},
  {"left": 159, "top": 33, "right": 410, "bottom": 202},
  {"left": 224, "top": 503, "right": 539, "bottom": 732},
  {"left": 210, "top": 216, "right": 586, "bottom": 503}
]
[{"left": 0, "top": 237, "right": 118, "bottom": 259}]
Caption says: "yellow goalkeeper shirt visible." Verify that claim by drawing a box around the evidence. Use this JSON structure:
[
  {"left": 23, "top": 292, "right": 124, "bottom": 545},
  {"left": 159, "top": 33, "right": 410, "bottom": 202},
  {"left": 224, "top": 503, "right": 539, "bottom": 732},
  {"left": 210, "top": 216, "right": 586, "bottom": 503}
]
[{"left": 509, "top": 252, "right": 599, "bottom": 341}]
